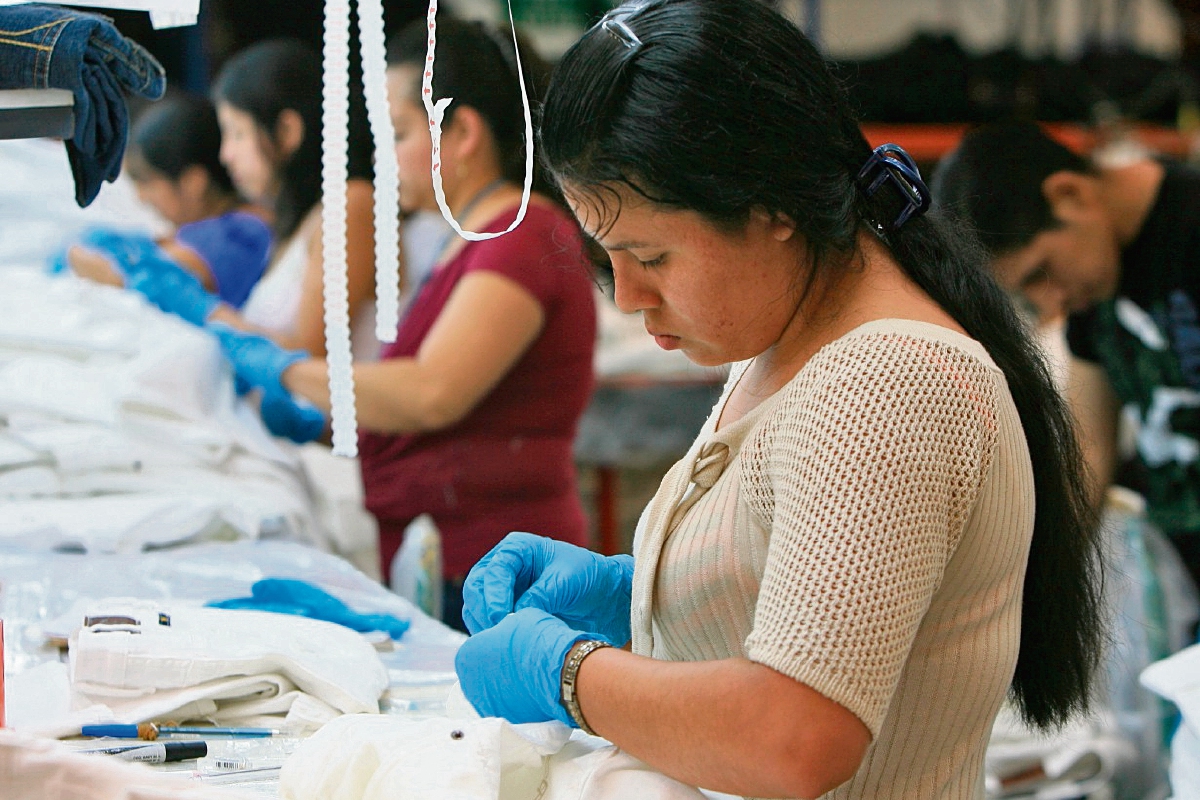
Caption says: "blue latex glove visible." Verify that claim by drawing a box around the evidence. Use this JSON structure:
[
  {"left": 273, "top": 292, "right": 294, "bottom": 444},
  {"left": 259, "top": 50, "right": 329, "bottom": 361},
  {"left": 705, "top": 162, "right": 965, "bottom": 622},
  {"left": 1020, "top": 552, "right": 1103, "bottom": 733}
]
[
  {"left": 209, "top": 325, "right": 326, "bottom": 444},
  {"left": 455, "top": 607, "right": 600, "bottom": 725},
  {"left": 46, "top": 228, "right": 158, "bottom": 277},
  {"left": 209, "top": 324, "right": 306, "bottom": 396},
  {"left": 259, "top": 389, "right": 327, "bottom": 444},
  {"left": 46, "top": 244, "right": 71, "bottom": 275},
  {"left": 208, "top": 578, "right": 410, "bottom": 639},
  {"left": 75, "top": 228, "right": 162, "bottom": 269},
  {"left": 126, "top": 258, "right": 218, "bottom": 326},
  {"left": 462, "top": 532, "right": 633, "bottom": 645}
]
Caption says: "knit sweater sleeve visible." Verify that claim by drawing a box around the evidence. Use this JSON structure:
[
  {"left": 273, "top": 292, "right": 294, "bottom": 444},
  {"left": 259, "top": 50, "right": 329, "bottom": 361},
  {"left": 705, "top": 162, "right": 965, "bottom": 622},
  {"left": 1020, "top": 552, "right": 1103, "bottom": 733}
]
[{"left": 742, "top": 332, "right": 999, "bottom": 736}]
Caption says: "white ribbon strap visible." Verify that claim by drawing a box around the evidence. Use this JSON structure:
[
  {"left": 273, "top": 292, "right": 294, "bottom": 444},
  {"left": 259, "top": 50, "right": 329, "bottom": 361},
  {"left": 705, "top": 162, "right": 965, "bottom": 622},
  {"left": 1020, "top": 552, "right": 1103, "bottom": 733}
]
[{"left": 422, "top": 0, "right": 534, "bottom": 241}]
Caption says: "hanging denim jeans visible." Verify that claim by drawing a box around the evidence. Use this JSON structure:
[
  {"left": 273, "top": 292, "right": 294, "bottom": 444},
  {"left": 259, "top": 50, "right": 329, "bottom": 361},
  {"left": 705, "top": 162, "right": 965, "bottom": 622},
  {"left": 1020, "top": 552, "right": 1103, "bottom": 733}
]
[{"left": 0, "top": 4, "right": 166, "bottom": 206}]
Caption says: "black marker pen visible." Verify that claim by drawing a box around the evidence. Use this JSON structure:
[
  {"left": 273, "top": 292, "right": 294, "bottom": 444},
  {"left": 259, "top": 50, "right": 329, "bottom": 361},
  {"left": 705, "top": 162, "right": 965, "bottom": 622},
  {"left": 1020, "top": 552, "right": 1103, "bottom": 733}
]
[{"left": 109, "top": 741, "right": 208, "bottom": 763}]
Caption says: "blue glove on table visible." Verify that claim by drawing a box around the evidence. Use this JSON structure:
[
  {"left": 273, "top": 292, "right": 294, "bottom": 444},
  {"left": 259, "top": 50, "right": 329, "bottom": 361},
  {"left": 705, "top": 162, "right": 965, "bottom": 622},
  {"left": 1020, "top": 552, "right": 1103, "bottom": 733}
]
[
  {"left": 208, "top": 578, "right": 410, "bottom": 639},
  {"left": 209, "top": 324, "right": 327, "bottom": 444},
  {"left": 462, "top": 532, "right": 633, "bottom": 646},
  {"left": 455, "top": 607, "right": 600, "bottom": 725}
]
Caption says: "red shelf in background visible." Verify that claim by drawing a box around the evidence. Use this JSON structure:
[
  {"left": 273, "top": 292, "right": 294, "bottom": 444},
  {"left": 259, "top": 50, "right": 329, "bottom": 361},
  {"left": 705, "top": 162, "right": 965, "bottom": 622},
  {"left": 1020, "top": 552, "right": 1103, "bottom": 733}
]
[{"left": 861, "top": 122, "right": 1195, "bottom": 161}]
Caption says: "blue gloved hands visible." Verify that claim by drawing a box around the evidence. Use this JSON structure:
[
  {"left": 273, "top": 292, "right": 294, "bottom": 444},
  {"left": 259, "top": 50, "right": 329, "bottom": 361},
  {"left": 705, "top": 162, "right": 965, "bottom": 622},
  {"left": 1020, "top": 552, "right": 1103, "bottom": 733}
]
[
  {"left": 125, "top": 257, "right": 218, "bottom": 326},
  {"left": 209, "top": 324, "right": 327, "bottom": 444},
  {"left": 209, "top": 324, "right": 305, "bottom": 396},
  {"left": 259, "top": 389, "right": 327, "bottom": 444},
  {"left": 455, "top": 607, "right": 600, "bottom": 725},
  {"left": 462, "top": 532, "right": 633, "bottom": 646},
  {"left": 73, "top": 228, "right": 162, "bottom": 270}
]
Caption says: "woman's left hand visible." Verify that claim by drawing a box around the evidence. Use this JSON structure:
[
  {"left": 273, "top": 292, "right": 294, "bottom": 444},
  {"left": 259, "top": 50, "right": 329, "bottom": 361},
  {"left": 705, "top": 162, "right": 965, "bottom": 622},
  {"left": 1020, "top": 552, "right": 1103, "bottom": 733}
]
[{"left": 455, "top": 607, "right": 601, "bottom": 726}]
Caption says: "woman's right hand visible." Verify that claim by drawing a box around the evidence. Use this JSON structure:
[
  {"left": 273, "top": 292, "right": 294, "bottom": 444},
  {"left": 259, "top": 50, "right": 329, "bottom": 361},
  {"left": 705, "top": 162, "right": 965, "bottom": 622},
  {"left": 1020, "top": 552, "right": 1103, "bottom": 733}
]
[{"left": 462, "top": 532, "right": 633, "bottom": 646}]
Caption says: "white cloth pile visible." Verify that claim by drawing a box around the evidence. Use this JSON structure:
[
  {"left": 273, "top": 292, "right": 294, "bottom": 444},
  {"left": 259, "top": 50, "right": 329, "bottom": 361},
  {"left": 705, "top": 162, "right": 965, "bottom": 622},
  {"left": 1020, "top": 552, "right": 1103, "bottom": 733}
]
[
  {"left": 1141, "top": 644, "right": 1200, "bottom": 799},
  {"left": 10, "top": 598, "right": 388, "bottom": 738},
  {"left": 0, "top": 268, "right": 322, "bottom": 552},
  {"left": 279, "top": 688, "right": 708, "bottom": 800}
]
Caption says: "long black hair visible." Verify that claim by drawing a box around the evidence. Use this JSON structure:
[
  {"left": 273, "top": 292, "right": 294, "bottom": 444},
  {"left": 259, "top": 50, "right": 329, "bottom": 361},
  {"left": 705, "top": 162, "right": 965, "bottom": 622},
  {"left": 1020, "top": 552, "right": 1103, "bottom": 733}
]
[
  {"left": 541, "top": 0, "right": 1104, "bottom": 730},
  {"left": 212, "top": 38, "right": 373, "bottom": 241},
  {"left": 386, "top": 16, "right": 555, "bottom": 196},
  {"left": 127, "top": 93, "right": 236, "bottom": 195}
]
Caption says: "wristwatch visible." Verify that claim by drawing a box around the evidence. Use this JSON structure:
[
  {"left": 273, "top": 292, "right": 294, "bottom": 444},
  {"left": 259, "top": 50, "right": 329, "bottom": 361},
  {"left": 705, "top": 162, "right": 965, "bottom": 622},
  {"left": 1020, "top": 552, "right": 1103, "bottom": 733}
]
[{"left": 560, "top": 639, "right": 611, "bottom": 735}]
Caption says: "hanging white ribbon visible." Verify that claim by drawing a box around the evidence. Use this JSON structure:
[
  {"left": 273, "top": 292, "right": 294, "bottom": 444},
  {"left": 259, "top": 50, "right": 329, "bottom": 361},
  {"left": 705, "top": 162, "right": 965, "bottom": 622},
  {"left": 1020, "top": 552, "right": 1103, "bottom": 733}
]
[
  {"left": 422, "top": 0, "right": 535, "bottom": 241},
  {"left": 358, "top": 0, "right": 403, "bottom": 343},
  {"left": 322, "top": 0, "right": 359, "bottom": 457},
  {"left": 321, "top": 0, "right": 535, "bottom": 457}
]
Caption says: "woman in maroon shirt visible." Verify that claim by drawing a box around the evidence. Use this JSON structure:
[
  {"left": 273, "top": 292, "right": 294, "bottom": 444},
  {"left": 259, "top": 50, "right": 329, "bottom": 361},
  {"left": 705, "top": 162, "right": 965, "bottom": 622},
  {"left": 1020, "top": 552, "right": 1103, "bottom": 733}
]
[{"left": 278, "top": 19, "right": 596, "bottom": 629}]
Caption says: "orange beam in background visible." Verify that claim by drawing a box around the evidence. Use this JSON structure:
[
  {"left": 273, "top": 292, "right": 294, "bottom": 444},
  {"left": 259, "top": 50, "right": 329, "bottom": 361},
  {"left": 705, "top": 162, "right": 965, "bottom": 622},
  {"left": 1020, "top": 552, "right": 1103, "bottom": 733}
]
[{"left": 861, "top": 122, "right": 1194, "bottom": 162}]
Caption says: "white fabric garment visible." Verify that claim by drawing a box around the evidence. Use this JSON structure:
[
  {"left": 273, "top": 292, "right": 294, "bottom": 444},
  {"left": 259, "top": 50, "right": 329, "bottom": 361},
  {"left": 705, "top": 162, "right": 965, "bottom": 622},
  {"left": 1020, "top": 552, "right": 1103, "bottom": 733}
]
[
  {"left": 242, "top": 221, "right": 311, "bottom": 340},
  {"left": 69, "top": 601, "right": 388, "bottom": 717},
  {"left": 241, "top": 213, "right": 380, "bottom": 362},
  {"left": 0, "top": 270, "right": 322, "bottom": 551},
  {"left": 0, "top": 730, "right": 253, "bottom": 800},
  {"left": 1141, "top": 643, "right": 1200, "bottom": 728},
  {"left": 279, "top": 704, "right": 708, "bottom": 800},
  {"left": 1142, "top": 643, "right": 1200, "bottom": 798},
  {"left": 0, "top": 138, "right": 168, "bottom": 273}
]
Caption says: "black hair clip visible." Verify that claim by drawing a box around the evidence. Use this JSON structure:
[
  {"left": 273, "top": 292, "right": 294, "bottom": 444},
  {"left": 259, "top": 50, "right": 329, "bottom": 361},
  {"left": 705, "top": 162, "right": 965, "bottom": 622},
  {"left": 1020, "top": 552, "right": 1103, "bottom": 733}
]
[
  {"left": 600, "top": 8, "right": 643, "bottom": 50},
  {"left": 856, "top": 144, "right": 930, "bottom": 231}
]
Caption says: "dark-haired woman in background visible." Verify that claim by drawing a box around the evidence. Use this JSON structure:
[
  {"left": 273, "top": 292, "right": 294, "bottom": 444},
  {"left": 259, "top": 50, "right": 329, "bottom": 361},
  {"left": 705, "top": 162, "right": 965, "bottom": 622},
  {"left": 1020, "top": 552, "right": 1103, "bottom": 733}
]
[
  {"left": 64, "top": 93, "right": 273, "bottom": 310},
  {"left": 213, "top": 19, "right": 597, "bottom": 630},
  {"left": 128, "top": 39, "right": 379, "bottom": 360},
  {"left": 210, "top": 38, "right": 377, "bottom": 359},
  {"left": 454, "top": 1, "right": 1106, "bottom": 797}
]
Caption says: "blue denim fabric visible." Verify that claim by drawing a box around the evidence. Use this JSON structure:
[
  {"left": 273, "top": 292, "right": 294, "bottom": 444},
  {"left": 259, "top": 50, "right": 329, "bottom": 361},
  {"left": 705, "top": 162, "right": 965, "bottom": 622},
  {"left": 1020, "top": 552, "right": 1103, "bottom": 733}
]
[{"left": 0, "top": 4, "right": 166, "bottom": 206}]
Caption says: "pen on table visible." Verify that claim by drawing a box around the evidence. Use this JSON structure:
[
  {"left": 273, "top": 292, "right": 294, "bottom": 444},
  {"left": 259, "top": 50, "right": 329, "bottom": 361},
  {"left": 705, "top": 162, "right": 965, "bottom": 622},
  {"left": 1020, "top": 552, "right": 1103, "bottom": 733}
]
[
  {"left": 81, "top": 723, "right": 280, "bottom": 739},
  {"left": 197, "top": 765, "right": 283, "bottom": 784},
  {"left": 78, "top": 741, "right": 208, "bottom": 763}
]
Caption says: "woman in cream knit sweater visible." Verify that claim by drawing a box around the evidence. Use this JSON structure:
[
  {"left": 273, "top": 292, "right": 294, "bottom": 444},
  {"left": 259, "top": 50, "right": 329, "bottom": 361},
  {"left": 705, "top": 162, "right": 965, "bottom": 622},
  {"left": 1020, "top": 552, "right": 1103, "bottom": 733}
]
[{"left": 453, "top": 1, "right": 1106, "bottom": 798}]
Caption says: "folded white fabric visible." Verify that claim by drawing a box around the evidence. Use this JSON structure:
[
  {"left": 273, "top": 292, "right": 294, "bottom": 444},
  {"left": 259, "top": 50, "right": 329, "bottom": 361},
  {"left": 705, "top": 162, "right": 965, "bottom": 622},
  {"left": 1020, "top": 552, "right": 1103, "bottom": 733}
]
[
  {"left": 1140, "top": 643, "right": 1200, "bottom": 729},
  {"left": 280, "top": 691, "right": 707, "bottom": 800},
  {"left": 69, "top": 600, "right": 388, "bottom": 718},
  {"left": 0, "top": 729, "right": 253, "bottom": 800},
  {"left": 1141, "top": 643, "right": 1200, "bottom": 799},
  {"left": 0, "top": 269, "right": 322, "bottom": 551}
]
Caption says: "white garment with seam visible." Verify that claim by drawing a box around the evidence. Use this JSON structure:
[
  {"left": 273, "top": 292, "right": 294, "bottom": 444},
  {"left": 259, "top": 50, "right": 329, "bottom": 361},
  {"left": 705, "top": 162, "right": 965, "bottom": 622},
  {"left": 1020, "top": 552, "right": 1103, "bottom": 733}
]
[{"left": 69, "top": 601, "right": 388, "bottom": 715}]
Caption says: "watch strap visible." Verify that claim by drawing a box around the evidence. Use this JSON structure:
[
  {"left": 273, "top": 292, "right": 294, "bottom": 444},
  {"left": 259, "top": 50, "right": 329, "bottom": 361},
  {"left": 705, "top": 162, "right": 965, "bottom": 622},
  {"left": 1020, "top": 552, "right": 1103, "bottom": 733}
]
[{"left": 559, "top": 639, "right": 611, "bottom": 735}]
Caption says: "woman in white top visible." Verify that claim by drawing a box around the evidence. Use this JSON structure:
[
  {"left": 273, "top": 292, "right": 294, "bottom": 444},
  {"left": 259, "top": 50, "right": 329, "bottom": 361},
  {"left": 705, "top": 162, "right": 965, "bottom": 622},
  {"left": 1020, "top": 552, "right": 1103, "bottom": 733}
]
[
  {"left": 207, "top": 38, "right": 377, "bottom": 358},
  {"left": 454, "top": 2, "right": 1106, "bottom": 798}
]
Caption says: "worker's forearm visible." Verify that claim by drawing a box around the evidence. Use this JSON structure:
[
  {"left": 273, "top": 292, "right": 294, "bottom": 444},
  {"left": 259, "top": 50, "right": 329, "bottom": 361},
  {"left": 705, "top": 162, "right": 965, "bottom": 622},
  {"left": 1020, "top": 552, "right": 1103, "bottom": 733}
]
[
  {"left": 282, "top": 359, "right": 464, "bottom": 434},
  {"left": 574, "top": 649, "right": 868, "bottom": 799}
]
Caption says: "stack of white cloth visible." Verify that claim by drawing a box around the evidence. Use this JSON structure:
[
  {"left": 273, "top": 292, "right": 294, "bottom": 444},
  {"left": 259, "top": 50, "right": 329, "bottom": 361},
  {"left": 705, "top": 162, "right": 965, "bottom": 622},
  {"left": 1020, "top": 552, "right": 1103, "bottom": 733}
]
[
  {"left": 0, "top": 268, "right": 322, "bottom": 552},
  {"left": 12, "top": 599, "right": 388, "bottom": 738}
]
